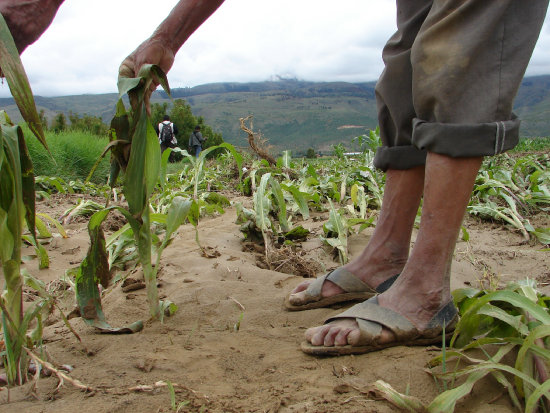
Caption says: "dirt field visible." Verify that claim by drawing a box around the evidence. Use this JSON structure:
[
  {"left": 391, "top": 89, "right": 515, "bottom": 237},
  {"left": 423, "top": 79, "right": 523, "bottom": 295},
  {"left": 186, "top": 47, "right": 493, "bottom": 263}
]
[{"left": 1, "top": 192, "right": 549, "bottom": 413}]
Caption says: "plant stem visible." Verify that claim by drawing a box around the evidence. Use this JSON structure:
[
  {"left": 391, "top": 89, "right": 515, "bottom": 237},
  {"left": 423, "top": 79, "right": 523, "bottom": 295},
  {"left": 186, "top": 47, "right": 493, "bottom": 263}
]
[{"left": 139, "top": 207, "right": 159, "bottom": 319}]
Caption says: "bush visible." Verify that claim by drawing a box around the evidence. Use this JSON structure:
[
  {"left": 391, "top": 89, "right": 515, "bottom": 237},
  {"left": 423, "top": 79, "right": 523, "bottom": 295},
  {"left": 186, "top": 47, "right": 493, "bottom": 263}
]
[{"left": 24, "top": 126, "right": 110, "bottom": 184}]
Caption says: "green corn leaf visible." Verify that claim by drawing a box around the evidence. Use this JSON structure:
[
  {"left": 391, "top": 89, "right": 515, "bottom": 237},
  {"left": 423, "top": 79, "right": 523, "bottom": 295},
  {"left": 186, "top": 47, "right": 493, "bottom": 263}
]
[
  {"left": 515, "top": 324, "right": 550, "bottom": 397},
  {"left": 116, "top": 77, "right": 142, "bottom": 100},
  {"left": 452, "top": 290, "right": 550, "bottom": 347},
  {"left": 269, "top": 177, "right": 289, "bottom": 233},
  {"left": 37, "top": 212, "right": 67, "bottom": 238},
  {"left": 428, "top": 345, "right": 513, "bottom": 412},
  {"left": 124, "top": 104, "right": 153, "bottom": 215},
  {"left": 0, "top": 13, "right": 47, "bottom": 148},
  {"left": 21, "top": 234, "right": 49, "bottom": 269},
  {"left": 34, "top": 215, "right": 52, "bottom": 238},
  {"left": 350, "top": 183, "right": 359, "bottom": 206},
  {"left": 477, "top": 303, "right": 529, "bottom": 336},
  {"left": 525, "top": 379, "right": 550, "bottom": 413},
  {"left": 159, "top": 147, "right": 172, "bottom": 189},
  {"left": 281, "top": 184, "right": 310, "bottom": 220},
  {"left": 460, "top": 225, "right": 470, "bottom": 241},
  {"left": 76, "top": 208, "right": 143, "bottom": 333},
  {"left": 489, "top": 370, "right": 522, "bottom": 412},
  {"left": 159, "top": 300, "right": 178, "bottom": 321},
  {"left": 164, "top": 197, "right": 192, "bottom": 244}
]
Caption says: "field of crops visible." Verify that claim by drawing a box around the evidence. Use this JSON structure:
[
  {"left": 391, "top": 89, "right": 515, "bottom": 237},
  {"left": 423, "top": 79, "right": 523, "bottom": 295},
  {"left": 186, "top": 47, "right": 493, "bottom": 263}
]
[
  {"left": 2, "top": 22, "right": 550, "bottom": 412},
  {"left": 0, "top": 126, "right": 549, "bottom": 412}
]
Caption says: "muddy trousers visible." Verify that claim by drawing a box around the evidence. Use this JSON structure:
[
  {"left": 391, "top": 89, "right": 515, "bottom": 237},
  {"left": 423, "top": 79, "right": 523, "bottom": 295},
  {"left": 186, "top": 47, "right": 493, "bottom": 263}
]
[{"left": 373, "top": 0, "right": 549, "bottom": 171}]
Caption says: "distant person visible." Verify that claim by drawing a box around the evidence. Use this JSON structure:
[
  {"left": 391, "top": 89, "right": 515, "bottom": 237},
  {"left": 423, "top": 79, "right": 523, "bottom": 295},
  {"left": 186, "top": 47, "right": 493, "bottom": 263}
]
[
  {"left": 158, "top": 114, "right": 178, "bottom": 158},
  {"left": 188, "top": 125, "right": 206, "bottom": 157}
]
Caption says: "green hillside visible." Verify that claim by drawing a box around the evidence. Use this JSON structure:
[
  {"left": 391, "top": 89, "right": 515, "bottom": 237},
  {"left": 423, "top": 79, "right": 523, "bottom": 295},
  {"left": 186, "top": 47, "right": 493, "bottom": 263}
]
[{"left": 1, "top": 76, "right": 549, "bottom": 154}]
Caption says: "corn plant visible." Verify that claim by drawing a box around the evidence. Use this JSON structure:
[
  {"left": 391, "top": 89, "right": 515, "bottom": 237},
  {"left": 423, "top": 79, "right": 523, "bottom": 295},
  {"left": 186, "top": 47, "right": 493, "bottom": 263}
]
[
  {"left": 469, "top": 154, "right": 550, "bottom": 244},
  {"left": 0, "top": 12, "right": 48, "bottom": 385},
  {"left": 72, "top": 65, "right": 196, "bottom": 323},
  {"left": 172, "top": 143, "right": 242, "bottom": 200},
  {"left": 372, "top": 279, "right": 550, "bottom": 412}
]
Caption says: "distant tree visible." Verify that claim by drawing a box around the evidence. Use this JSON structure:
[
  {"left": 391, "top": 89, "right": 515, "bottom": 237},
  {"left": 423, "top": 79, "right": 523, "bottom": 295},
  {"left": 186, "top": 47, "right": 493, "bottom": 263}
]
[
  {"left": 150, "top": 102, "right": 169, "bottom": 127},
  {"left": 38, "top": 109, "right": 48, "bottom": 131},
  {"left": 169, "top": 99, "right": 196, "bottom": 149},
  {"left": 68, "top": 111, "right": 108, "bottom": 136},
  {"left": 332, "top": 143, "right": 346, "bottom": 159},
  {"left": 306, "top": 147, "right": 316, "bottom": 158},
  {"left": 51, "top": 112, "right": 67, "bottom": 133}
]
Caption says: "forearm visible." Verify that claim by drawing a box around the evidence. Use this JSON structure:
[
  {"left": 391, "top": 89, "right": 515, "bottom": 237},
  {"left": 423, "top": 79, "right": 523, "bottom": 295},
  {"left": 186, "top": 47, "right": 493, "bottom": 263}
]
[
  {"left": 150, "top": 0, "right": 225, "bottom": 55},
  {"left": 0, "top": 0, "right": 65, "bottom": 53}
]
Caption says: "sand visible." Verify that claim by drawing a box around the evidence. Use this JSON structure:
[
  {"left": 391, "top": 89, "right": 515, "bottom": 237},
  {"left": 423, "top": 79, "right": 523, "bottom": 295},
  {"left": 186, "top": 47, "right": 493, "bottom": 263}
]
[{"left": 1, "top": 191, "right": 549, "bottom": 413}]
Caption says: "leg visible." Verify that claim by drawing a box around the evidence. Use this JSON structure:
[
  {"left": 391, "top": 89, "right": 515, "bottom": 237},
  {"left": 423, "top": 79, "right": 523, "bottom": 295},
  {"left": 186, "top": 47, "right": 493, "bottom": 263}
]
[
  {"left": 303, "top": 0, "right": 548, "bottom": 352},
  {"left": 288, "top": 0, "right": 432, "bottom": 308},
  {"left": 306, "top": 153, "right": 481, "bottom": 347},
  {"left": 288, "top": 165, "right": 424, "bottom": 305}
]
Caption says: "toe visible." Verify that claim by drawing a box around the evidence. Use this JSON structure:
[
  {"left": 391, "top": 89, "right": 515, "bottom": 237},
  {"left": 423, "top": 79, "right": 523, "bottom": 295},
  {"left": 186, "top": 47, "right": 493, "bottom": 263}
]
[
  {"left": 288, "top": 289, "right": 309, "bottom": 305},
  {"left": 323, "top": 326, "right": 341, "bottom": 347},
  {"left": 305, "top": 325, "right": 332, "bottom": 346},
  {"left": 305, "top": 319, "right": 359, "bottom": 347},
  {"left": 333, "top": 326, "right": 355, "bottom": 346},
  {"left": 290, "top": 280, "right": 312, "bottom": 295}
]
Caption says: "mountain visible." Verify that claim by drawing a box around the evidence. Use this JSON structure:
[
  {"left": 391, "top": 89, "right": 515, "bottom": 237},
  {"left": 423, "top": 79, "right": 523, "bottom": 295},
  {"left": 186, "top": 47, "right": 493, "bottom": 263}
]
[{"left": 1, "top": 76, "right": 550, "bottom": 154}]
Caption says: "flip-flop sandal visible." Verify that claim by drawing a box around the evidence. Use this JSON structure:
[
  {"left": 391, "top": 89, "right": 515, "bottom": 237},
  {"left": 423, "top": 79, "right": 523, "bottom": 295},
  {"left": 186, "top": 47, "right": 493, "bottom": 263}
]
[
  {"left": 285, "top": 268, "right": 399, "bottom": 311},
  {"left": 301, "top": 296, "right": 458, "bottom": 356}
]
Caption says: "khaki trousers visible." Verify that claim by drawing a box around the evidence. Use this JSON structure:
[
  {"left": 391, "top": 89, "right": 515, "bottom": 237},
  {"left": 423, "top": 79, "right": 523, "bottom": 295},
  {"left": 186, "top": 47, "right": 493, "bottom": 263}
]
[{"left": 374, "top": 0, "right": 549, "bottom": 171}]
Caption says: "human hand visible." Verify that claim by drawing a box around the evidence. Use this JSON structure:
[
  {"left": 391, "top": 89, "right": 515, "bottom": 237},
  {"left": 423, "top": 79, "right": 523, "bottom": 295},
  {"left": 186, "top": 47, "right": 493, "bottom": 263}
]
[{"left": 118, "top": 38, "right": 175, "bottom": 114}]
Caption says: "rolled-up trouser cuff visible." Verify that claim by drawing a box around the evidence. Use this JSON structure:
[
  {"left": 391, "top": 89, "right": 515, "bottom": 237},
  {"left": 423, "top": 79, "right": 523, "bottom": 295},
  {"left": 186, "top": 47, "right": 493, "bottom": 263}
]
[
  {"left": 374, "top": 145, "right": 427, "bottom": 172},
  {"left": 411, "top": 115, "right": 521, "bottom": 158}
]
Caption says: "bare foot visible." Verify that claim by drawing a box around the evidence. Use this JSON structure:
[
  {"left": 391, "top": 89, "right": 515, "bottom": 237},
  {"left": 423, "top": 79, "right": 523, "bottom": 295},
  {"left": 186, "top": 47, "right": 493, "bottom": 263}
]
[
  {"left": 287, "top": 259, "right": 404, "bottom": 307},
  {"left": 303, "top": 275, "right": 449, "bottom": 348}
]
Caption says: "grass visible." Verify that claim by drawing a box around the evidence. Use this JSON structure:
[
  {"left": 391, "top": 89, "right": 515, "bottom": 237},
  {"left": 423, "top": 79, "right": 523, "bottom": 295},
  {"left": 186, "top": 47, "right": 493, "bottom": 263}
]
[
  {"left": 23, "top": 126, "right": 111, "bottom": 185},
  {"left": 512, "top": 136, "right": 550, "bottom": 152}
]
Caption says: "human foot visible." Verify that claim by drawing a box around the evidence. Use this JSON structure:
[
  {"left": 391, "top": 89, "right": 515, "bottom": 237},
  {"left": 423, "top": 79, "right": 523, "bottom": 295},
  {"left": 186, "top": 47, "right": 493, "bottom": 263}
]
[
  {"left": 301, "top": 296, "right": 458, "bottom": 355},
  {"left": 285, "top": 266, "right": 401, "bottom": 311}
]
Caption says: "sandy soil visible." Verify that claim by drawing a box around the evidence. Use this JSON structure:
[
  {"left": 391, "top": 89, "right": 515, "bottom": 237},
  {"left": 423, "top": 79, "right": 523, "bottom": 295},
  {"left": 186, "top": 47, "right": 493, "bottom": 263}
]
[{"left": 1, "top": 192, "right": 549, "bottom": 413}]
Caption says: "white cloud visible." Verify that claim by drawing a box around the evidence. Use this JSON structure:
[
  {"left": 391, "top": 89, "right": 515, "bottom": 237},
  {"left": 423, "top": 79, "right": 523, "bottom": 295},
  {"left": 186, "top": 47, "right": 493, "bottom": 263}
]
[{"left": 0, "top": 0, "right": 549, "bottom": 97}]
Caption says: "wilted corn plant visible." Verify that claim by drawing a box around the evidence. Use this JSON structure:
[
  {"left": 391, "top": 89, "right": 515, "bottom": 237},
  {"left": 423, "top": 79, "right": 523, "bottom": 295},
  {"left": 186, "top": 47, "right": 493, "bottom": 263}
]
[
  {"left": 372, "top": 279, "right": 550, "bottom": 412},
  {"left": 172, "top": 142, "right": 243, "bottom": 200},
  {"left": 0, "top": 13, "right": 48, "bottom": 385},
  {"left": 74, "top": 64, "right": 193, "bottom": 322},
  {"left": 468, "top": 154, "right": 550, "bottom": 245}
]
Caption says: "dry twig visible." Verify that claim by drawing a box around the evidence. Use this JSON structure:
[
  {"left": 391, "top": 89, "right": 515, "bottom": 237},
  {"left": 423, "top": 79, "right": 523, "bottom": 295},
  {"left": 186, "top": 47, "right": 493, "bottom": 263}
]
[
  {"left": 239, "top": 115, "right": 276, "bottom": 166},
  {"left": 25, "top": 349, "right": 93, "bottom": 393}
]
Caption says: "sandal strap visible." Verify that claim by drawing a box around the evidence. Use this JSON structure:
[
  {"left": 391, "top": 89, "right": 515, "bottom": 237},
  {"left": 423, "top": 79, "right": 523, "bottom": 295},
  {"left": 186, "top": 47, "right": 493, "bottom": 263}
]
[
  {"left": 325, "top": 297, "right": 458, "bottom": 345},
  {"left": 305, "top": 268, "right": 373, "bottom": 299}
]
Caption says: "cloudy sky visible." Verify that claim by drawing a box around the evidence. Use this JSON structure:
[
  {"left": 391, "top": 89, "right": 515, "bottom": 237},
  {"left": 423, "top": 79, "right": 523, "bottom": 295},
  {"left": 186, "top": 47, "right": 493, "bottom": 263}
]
[{"left": 1, "top": 0, "right": 549, "bottom": 98}]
